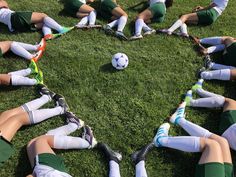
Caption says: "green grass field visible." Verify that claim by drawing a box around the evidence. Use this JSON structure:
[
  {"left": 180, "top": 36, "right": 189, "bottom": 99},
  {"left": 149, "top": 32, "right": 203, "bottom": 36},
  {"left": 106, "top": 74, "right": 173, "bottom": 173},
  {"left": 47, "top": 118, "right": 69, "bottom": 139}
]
[{"left": 0, "top": 0, "right": 236, "bottom": 176}]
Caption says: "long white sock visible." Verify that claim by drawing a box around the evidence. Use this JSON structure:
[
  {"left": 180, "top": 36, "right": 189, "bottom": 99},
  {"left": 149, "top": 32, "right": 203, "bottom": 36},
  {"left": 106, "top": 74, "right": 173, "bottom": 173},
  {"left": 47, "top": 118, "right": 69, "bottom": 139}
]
[
  {"left": 211, "top": 62, "right": 236, "bottom": 70},
  {"left": 190, "top": 97, "right": 225, "bottom": 108},
  {"left": 180, "top": 23, "right": 188, "bottom": 35},
  {"left": 53, "top": 135, "right": 90, "bottom": 149},
  {"left": 78, "top": 16, "right": 89, "bottom": 26},
  {"left": 88, "top": 10, "right": 97, "bottom": 25},
  {"left": 201, "top": 69, "right": 231, "bottom": 80},
  {"left": 158, "top": 136, "right": 201, "bottom": 152},
  {"left": 14, "top": 42, "right": 38, "bottom": 51},
  {"left": 135, "top": 161, "right": 148, "bottom": 177},
  {"left": 142, "top": 22, "right": 151, "bottom": 32},
  {"left": 135, "top": 19, "right": 144, "bottom": 36},
  {"left": 28, "top": 106, "right": 63, "bottom": 124},
  {"left": 200, "top": 37, "right": 222, "bottom": 45},
  {"left": 207, "top": 44, "right": 225, "bottom": 54},
  {"left": 21, "top": 95, "right": 51, "bottom": 112},
  {"left": 117, "top": 16, "right": 127, "bottom": 32},
  {"left": 168, "top": 19, "right": 183, "bottom": 32},
  {"left": 10, "top": 42, "right": 34, "bottom": 60},
  {"left": 178, "top": 119, "right": 213, "bottom": 138},
  {"left": 42, "top": 25, "right": 52, "bottom": 36},
  {"left": 8, "top": 68, "right": 31, "bottom": 77},
  {"left": 109, "top": 160, "right": 121, "bottom": 177},
  {"left": 108, "top": 19, "right": 118, "bottom": 28},
  {"left": 196, "top": 88, "right": 224, "bottom": 98},
  {"left": 46, "top": 123, "right": 78, "bottom": 136},
  {"left": 10, "top": 75, "right": 36, "bottom": 86},
  {"left": 43, "top": 16, "right": 63, "bottom": 32}
]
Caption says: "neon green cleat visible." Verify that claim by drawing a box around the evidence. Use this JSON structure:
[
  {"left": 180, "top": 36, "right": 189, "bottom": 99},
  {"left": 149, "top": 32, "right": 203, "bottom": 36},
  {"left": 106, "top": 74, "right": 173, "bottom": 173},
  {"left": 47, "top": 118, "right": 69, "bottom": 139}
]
[
  {"left": 59, "top": 26, "right": 74, "bottom": 35},
  {"left": 184, "top": 90, "right": 193, "bottom": 106},
  {"left": 192, "top": 79, "right": 204, "bottom": 92},
  {"left": 35, "top": 70, "right": 43, "bottom": 85},
  {"left": 29, "top": 60, "right": 38, "bottom": 74}
]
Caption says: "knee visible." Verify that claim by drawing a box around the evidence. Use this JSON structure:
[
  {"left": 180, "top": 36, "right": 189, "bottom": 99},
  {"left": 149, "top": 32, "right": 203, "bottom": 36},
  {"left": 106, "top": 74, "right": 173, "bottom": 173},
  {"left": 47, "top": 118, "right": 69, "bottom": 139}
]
[
  {"left": 122, "top": 12, "right": 128, "bottom": 17},
  {"left": 10, "top": 41, "right": 17, "bottom": 49},
  {"left": 224, "top": 98, "right": 236, "bottom": 105},
  {"left": 204, "top": 139, "right": 222, "bottom": 151},
  {"left": 180, "top": 14, "right": 188, "bottom": 21},
  {"left": 27, "top": 137, "right": 38, "bottom": 150},
  {"left": 40, "top": 13, "right": 48, "bottom": 18}
]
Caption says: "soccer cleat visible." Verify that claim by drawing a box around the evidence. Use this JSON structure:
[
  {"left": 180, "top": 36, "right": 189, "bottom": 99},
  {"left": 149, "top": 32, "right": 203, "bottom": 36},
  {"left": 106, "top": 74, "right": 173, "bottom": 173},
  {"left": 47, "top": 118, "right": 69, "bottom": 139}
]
[
  {"left": 44, "top": 33, "right": 61, "bottom": 41},
  {"left": 192, "top": 79, "right": 204, "bottom": 92},
  {"left": 103, "top": 25, "right": 114, "bottom": 35},
  {"left": 87, "top": 24, "right": 102, "bottom": 29},
  {"left": 37, "top": 84, "right": 56, "bottom": 100},
  {"left": 65, "top": 111, "right": 84, "bottom": 129},
  {"left": 54, "top": 94, "right": 70, "bottom": 114},
  {"left": 129, "top": 34, "right": 143, "bottom": 41},
  {"left": 197, "top": 44, "right": 208, "bottom": 56},
  {"left": 173, "top": 32, "right": 189, "bottom": 38},
  {"left": 143, "top": 29, "right": 156, "bottom": 36},
  {"left": 197, "top": 67, "right": 207, "bottom": 79},
  {"left": 184, "top": 90, "right": 193, "bottom": 106},
  {"left": 35, "top": 70, "right": 44, "bottom": 85},
  {"left": 115, "top": 31, "right": 128, "bottom": 40},
  {"left": 32, "top": 50, "right": 43, "bottom": 62},
  {"left": 153, "top": 123, "right": 170, "bottom": 147},
  {"left": 28, "top": 60, "right": 38, "bottom": 74},
  {"left": 59, "top": 26, "right": 74, "bottom": 35},
  {"left": 169, "top": 102, "right": 186, "bottom": 125},
  {"left": 82, "top": 125, "right": 97, "bottom": 148},
  {"left": 131, "top": 143, "right": 155, "bottom": 164},
  {"left": 156, "top": 29, "right": 172, "bottom": 35},
  {"left": 97, "top": 142, "right": 122, "bottom": 163},
  {"left": 204, "top": 55, "right": 213, "bottom": 69},
  {"left": 37, "top": 38, "right": 46, "bottom": 51}
]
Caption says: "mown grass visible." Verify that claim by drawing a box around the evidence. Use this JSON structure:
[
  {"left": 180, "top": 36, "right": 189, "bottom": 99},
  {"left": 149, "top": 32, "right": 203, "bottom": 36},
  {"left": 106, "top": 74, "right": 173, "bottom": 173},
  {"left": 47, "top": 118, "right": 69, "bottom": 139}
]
[{"left": 0, "top": 0, "right": 236, "bottom": 176}]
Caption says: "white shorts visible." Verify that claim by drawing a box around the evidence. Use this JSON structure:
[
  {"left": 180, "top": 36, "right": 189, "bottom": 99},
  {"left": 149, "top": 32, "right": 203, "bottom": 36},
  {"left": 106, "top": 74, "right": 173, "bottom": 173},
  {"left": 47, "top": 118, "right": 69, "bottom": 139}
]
[{"left": 33, "top": 164, "right": 72, "bottom": 177}]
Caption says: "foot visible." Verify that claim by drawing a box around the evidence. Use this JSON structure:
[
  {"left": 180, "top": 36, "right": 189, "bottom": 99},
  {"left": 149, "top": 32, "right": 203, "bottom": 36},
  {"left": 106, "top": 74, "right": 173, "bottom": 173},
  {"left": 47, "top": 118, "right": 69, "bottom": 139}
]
[
  {"left": 156, "top": 29, "right": 172, "bottom": 35},
  {"left": 59, "top": 26, "right": 74, "bottom": 35},
  {"left": 65, "top": 111, "right": 84, "bottom": 129},
  {"left": 44, "top": 34, "right": 61, "bottom": 41},
  {"left": 32, "top": 50, "right": 43, "bottom": 62},
  {"left": 115, "top": 31, "right": 128, "bottom": 40},
  {"left": 37, "top": 84, "right": 56, "bottom": 100},
  {"left": 103, "top": 25, "right": 114, "bottom": 35},
  {"left": 143, "top": 29, "right": 156, "bottom": 36},
  {"left": 97, "top": 142, "right": 122, "bottom": 163},
  {"left": 54, "top": 94, "right": 69, "bottom": 114},
  {"left": 35, "top": 70, "right": 44, "bottom": 85},
  {"left": 82, "top": 125, "right": 97, "bottom": 148},
  {"left": 131, "top": 143, "right": 155, "bottom": 164},
  {"left": 197, "top": 44, "right": 208, "bottom": 56},
  {"left": 153, "top": 123, "right": 170, "bottom": 147},
  {"left": 204, "top": 55, "right": 213, "bottom": 69},
  {"left": 184, "top": 90, "right": 193, "bottom": 106},
  {"left": 197, "top": 67, "right": 207, "bottom": 79},
  {"left": 192, "top": 79, "right": 204, "bottom": 92},
  {"left": 28, "top": 60, "right": 38, "bottom": 74},
  {"left": 174, "top": 32, "right": 189, "bottom": 38},
  {"left": 37, "top": 38, "right": 46, "bottom": 51},
  {"left": 129, "top": 34, "right": 143, "bottom": 41},
  {"left": 169, "top": 102, "right": 186, "bottom": 125}
]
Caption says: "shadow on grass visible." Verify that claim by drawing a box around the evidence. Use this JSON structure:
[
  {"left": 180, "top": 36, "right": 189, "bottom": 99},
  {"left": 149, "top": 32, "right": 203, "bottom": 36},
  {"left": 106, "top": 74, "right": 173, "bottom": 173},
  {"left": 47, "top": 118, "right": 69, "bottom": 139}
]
[{"left": 100, "top": 63, "right": 120, "bottom": 73}]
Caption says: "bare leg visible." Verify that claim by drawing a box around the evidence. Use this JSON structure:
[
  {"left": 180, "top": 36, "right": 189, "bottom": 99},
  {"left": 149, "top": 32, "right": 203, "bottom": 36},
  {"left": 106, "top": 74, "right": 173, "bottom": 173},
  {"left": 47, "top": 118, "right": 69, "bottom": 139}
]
[
  {"left": 221, "top": 37, "right": 236, "bottom": 47},
  {"left": 180, "top": 13, "right": 199, "bottom": 25},
  {"left": 0, "top": 107, "right": 25, "bottom": 125},
  {"left": 0, "top": 41, "right": 12, "bottom": 54},
  {"left": 112, "top": 6, "right": 128, "bottom": 18},
  {"left": 223, "top": 98, "right": 236, "bottom": 112},
  {"left": 76, "top": 4, "right": 94, "bottom": 18},
  {"left": 0, "top": 74, "right": 10, "bottom": 85},
  {"left": 31, "top": 12, "right": 47, "bottom": 29},
  {"left": 137, "top": 9, "right": 153, "bottom": 23},
  {"left": 230, "top": 69, "right": 236, "bottom": 80}
]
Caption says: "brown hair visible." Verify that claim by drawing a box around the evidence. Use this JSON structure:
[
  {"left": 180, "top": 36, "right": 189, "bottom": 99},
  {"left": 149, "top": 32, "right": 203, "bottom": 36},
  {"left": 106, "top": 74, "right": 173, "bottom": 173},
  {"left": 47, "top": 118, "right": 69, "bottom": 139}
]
[{"left": 165, "top": 0, "right": 173, "bottom": 8}]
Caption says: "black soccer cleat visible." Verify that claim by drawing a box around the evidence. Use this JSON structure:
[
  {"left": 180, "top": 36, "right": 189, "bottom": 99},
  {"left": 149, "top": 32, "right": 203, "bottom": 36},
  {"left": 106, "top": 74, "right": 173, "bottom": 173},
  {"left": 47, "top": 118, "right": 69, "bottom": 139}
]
[
  {"left": 197, "top": 67, "right": 207, "bottom": 79},
  {"left": 82, "top": 125, "right": 97, "bottom": 148},
  {"left": 204, "top": 55, "right": 212, "bottom": 69},
  {"left": 131, "top": 143, "right": 155, "bottom": 164},
  {"left": 97, "top": 142, "right": 122, "bottom": 163},
  {"left": 54, "top": 94, "right": 69, "bottom": 114},
  {"left": 65, "top": 111, "right": 84, "bottom": 129},
  {"left": 37, "top": 84, "right": 56, "bottom": 100}
]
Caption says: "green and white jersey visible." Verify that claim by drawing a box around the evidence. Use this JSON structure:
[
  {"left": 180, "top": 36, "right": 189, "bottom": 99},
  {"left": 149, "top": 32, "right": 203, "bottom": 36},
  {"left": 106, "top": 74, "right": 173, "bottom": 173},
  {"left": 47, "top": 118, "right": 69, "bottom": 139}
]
[
  {"left": 33, "top": 164, "right": 72, "bottom": 177},
  {"left": 149, "top": 0, "right": 165, "bottom": 6},
  {"left": 213, "top": 0, "right": 228, "bottom": 15},
  {"left": 79, "top": 0, "right": 86, "bottom": 4},
  {"left": 0, "top": 8, "right": 14, "bottom": 32}
]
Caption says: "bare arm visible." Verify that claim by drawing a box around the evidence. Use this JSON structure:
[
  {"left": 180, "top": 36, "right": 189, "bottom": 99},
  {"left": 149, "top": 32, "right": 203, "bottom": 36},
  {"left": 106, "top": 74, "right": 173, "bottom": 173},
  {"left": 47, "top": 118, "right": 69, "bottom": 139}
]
[
  {"left": 86, "top": 0, "right": 94, "bottom": 3},
  {"left": 0, "top": 0, "right": 9, "bottom": 8},
  {"left": 192, "top": 3, "right": 217, "bottom": 12}
]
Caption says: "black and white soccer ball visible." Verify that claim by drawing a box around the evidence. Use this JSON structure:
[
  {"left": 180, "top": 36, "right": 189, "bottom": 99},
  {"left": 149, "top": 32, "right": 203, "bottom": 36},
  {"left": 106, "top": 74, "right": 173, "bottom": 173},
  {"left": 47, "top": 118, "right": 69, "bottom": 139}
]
[{"left": 111, "top": 53, "right": 129, "bottom": 70}]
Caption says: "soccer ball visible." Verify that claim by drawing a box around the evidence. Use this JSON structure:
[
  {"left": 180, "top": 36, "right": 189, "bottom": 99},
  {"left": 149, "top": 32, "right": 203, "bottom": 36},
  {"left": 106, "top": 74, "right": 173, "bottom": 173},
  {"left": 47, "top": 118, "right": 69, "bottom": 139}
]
[{"left": 111, "top": 53, "right": 129, "bottom": 70}]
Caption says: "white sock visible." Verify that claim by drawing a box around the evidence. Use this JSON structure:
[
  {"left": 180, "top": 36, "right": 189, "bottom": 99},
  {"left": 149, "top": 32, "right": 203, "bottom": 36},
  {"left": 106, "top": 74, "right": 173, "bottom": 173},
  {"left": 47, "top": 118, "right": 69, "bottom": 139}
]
[
  {"left": 77, "top": 16, "right": 89, "bottom": 26},
  {"left": 10, "top": 42, "right": 34, "bottom": 60},
  {"left": 211, "top": 62, "right": 236, "bottom": 70},
  {"left": 135, "top": 19, "right": 144, "bottom": 36},
  {"left": 10, "top": 75, "right": 36, "bottom": 86},
  {"left": 28, "top": 106, "right": 63, "bottom": 124},
  {"left": 21, "top": 95, "right": 51, "bottom": 112},
  {"left": 168, "top": 19, "right": 183, "bottom": 32},
  {"left": 196, "top": 88, "right": 224, "bottom": 98},
  {"left": 109, "top": 160, "right": 121, "bottom": 177},
  {"left": 46, "top": 123, "right": 78, "bottom": 136},
  {"left": 207, "top": 44, "right": 225, "bottom": 54},
  {"left": 14, "top": 42, "right": 38, "bottom": 51},
  {"left": 190, "top": 97, "right": 225, "bottom": 108},
  {"left": 135, "top": 161, "right": 148, "bottom": 177},
  {"left": 201, "top": 69, "right": 231, "bottom": 80},
  {"left": 8, "top": 68, "right": 31, "bottom": 77},
  {"left": 88, "top": 10, "right": 97, "bottom": 25},
  {"left": 53, "top": 135, "right": 90, "bottom": 149},
  {"left": 158, "top": 136, "right": 201, "bottom": 152},
  {"left": 108, "top": 19, "right": 118, "bottom": 28},
  {"left": 117, "top": 16, "right": 127, "bottom": 32},
  {"left": 178, "top": 119, "right": 213, "bottom": 138},
  {"left": 42, "top": 25, "right": 52, "bottom": 36},
  {"left": 142, "top": 22, "right": 151, "bottom": 32},
  {"left": 180, "top": 23, "right": 188, "bottom": 35},
  {"left": 43, "top": 16, "right": 63, "bottom": 32},
  {"left": 200, "top": 37, "right": 222, "bottom": 45}
]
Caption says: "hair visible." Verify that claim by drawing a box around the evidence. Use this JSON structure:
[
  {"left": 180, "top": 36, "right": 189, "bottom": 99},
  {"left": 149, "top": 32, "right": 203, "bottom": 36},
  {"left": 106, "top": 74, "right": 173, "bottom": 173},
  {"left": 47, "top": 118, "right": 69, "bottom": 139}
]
[{"left": 165, "top": 0, "right": 173, "bottom": 8}]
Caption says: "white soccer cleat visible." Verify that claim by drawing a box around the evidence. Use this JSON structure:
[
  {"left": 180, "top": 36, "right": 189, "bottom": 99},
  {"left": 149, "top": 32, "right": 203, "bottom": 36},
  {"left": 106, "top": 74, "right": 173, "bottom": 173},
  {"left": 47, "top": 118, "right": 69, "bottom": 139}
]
[
  {"left": 169, "top": 102, "right": 186, "bottom": 124},
  {"left": 153, "top": 123, "right": 170, "bottom": 147},
  {"left": 143, "top": 29, "right": 156, "bottom": 36},
  {"left": 129, "top": 34, "right": 143, "bottom": 40}
]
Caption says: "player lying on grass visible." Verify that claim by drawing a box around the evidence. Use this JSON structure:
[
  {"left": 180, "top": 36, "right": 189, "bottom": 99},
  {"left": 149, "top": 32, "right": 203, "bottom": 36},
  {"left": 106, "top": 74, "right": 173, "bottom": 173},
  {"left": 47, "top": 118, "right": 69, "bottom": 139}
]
[
  {"left": 0, "top": 0, "right": 73, "bottom": 40},
  {"left": 130, "top": 0, "right": 173, "bottom": 40},
  {"left": 62, "top": 0, "right": 101, "bottom": 28},
  {"left": 184, "top": 79, "right": 236, "bottom": 151},
  {"left": 0, "top": 85, "right": 69, "bottom": 167},
  {"left": 0, "top": 39, "right": 46, "bottom": 62},
  {"left": 100, "top": 0, "right": 128, "bottom": 40},
  {"left": 0, "top": 61, "right": 43, "bottom": 86},
  {"left": 158, "top": 0, "right": 228, "bottom": 37},
  {"left": 26, "top": 112, "right": 122, "bottom": 177}
]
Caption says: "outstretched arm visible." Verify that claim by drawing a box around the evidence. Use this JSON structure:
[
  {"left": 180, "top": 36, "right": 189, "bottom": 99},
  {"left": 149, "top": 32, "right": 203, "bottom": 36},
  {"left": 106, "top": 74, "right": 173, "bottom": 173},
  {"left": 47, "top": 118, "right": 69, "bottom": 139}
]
[{"left": 192, "top": 3, "right": 217, "bottom": 12}]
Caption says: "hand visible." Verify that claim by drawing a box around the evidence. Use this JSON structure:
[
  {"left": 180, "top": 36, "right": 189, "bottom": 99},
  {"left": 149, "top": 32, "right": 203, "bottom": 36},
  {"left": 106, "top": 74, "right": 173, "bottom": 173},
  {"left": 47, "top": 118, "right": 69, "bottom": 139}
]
[{"left": 192, "top": 6, "right": 203, "bottom": 12}]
